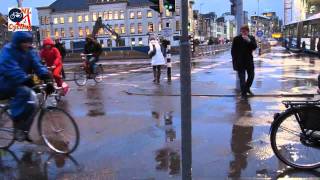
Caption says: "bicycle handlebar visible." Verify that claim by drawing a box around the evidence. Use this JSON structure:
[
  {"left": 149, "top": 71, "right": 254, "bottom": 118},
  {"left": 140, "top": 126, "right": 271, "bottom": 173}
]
[{"left": 80, "top": 53, "right": 93, "bottom": 56}]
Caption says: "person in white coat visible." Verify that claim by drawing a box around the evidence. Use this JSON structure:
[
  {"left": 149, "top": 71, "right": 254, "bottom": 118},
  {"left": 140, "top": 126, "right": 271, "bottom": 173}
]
[{"left": 148, "top": 36, "right": 166, "bottom": 84}]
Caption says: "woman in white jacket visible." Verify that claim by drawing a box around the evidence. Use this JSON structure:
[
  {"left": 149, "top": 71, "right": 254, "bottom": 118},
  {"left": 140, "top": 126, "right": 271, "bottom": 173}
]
[{"left": 148, "top": 36, "right": 166, "bottom": 84}]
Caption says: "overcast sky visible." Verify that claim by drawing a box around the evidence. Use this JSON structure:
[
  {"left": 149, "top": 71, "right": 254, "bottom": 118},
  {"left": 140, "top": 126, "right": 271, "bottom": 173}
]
[{"left": 1, "top": 0, "right": 284, "bottom": 25}]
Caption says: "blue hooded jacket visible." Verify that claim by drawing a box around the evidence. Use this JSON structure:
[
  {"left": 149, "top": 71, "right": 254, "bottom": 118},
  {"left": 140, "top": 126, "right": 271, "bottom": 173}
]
[{"left": 0, "top": 32, "right": 49, "bottom": 91}]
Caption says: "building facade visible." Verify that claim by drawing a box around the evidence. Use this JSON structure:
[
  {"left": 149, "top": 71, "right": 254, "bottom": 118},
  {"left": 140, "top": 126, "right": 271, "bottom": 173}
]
[
  {"left": 37, "top": 0, "right": 194, "bottom": 49},
  {"left": 285, "top": 0, "right": 320, "bottom": 25},
  {"left": 0, "top": 13, "right": 11, "bottom": 48}
]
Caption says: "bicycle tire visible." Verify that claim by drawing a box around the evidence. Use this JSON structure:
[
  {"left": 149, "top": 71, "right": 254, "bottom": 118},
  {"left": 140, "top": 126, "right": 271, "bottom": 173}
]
[
  {"left": 94, "top": 65, "right": 104, "bottom": 83},
  {"left": 0, "top": 110, "right": 15, "bottom": 149},
  {"left": 74, "top": 67, "right": 87, "bottom": 86},
  {"left": 270, "top": 107, "right": 320, "bottom": 169},
  {"left": 38, "top": 107, "right": 79, "bottom": 154}
]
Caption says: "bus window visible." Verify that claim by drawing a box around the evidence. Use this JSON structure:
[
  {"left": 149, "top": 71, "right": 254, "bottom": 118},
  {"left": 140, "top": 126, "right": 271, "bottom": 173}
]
[
  {"left": 308, "top": 24, "right": 312, "bottom": 37},
  {"left": 303, "top": 25, "right": 308, "bottom": 37}
]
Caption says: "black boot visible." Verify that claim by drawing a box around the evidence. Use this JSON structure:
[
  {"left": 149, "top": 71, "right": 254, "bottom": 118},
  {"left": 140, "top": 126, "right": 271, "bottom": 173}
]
[
  {"left": 156, "top": 70, "right": 161, "bottom": 84},
  {"left": 153, "top": 68, "right": 157, "bottom": 83}
]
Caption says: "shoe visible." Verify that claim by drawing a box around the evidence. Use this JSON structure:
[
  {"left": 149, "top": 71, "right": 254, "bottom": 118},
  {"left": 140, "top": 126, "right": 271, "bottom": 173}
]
[
  {"left": 14, "top": 130, "right": 27, "bottom": 142},
  {"left": 247, "top": 89, "right": 255, "bottom": 96}
]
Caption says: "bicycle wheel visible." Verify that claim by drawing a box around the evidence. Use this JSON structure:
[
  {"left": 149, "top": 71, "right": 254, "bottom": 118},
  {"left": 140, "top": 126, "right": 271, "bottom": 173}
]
[
  {"left": 38, "top": 107, "right": 79, "bottom": 154},
  {"left": 74, "top": 67, "right": 87, "bottom": 86},
  {"left": 94, "top": 65, "right": 104, "bottom": 83},
  {"left": 270, "top": 108, "right": 320, "bottom": 169},
  {"left": 0, "top": 110, "right": 14, "bottom": 149}
]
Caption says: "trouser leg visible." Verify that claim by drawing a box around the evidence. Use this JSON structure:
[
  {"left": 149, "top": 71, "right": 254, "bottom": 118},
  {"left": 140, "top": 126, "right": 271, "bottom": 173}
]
[
  {"left": 61, "top": 67, "right": 66, "bottom": 79},
  {"left": 153, "top": 66, "right": 157, "bottom": 82},
  {"left": 156, "top": 65, "right": 161, "bottom": 83},
  {"left": 10, "top": 86, "right": 37, "bottom": 132},
  {"left": 237, "top": 70, "right": 246, "bottom": 95},
  {"left": 246, "top": 68, "right": 255, "bottom": 92},
  {"left": 53, "top": 65, "right": 63, "bottom": 87}
]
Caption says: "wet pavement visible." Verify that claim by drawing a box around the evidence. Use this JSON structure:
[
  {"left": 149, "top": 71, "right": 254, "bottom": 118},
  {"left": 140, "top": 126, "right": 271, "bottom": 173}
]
[{"left": 2, "top": 47, "right": 320, "bottom": 179}]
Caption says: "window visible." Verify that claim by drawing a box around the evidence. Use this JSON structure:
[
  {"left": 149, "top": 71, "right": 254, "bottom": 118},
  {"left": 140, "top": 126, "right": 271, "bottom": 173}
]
[
  {"left": 130, "top": 23, "right": 135, "bottom": 34},
  {"left": 78, "top": 15, "right": 83, "bottom": 23},
  {"left": 54, "top": 17, "right": 58, "bottom": 24},
  {"left": 130, "top": 12, "right": 135, "bottom": 19},
  {"left": 148, "top": 23, "right": 154, "bottom": 32},
  {"left": 45, "top": 17, "right": 50, "bottom": 25},
  {"left": 176, "top": 21, "right": 180, "bottom": 31},
  {"left": 61, "top": 28, "right": 65, "bottom": 37},
  {"left": 108, "top": 11, "right": 113, "bottom": 20},
  {"left": 60, "top": 17, "right": 64, "bottom": 24},
  {"left": 107, "top": 39, "right": 112, "bottom": 47},
  {"left": 120, "top": 11, "right": 125, "bottom": 19},
  {"left": 68, "top": 16, "right": 73, "bottom": 23},
  {"left": 79, "top": 27, "right": 84, "bottom": 37},
  {"left": 130, "top": 38, "right": 136, "bottom": 46},
  {"left": 54, "top": 28, "right": 59, "bottom": 37},
  {"left": 40, "top": 16, "right": 45, "bottom": 25},
  {"left": 85, "top": 26, "right": 90, "bottom": 35},
  {"left": 93, "top": 12, "right": 97, "bottom": 21},
  {"left": 165, "top": 9, "right": 171, "bottom": 17},
  {"left": 176, "top": 8, "right": 180, "bottom": 16},
  {"left": 99, "top": 28, "right": 104, "bottom": 35},
  {"left": 98, "top": 12, "right": 103, "bottom": 18},
  {"left": 138, "top": 38, "right": 143, "bottom": 46},
  {"left": 69, "top": 28, "right": 74, "bottom": 37},
  {"left": 46, "top": 29, "right": 50, "bottom": 37},
  {"left": 85, "top": 15, "right": 89, "bottom": 22},
  {"left": 114, "top": 11, "right": 119, "bottom": 20},
  {"left": 137, "top": 11, "right": 142, "bottom": 19},
  {"left": 138, "top": 23, "right": 143, "bottom": 34},
  {"left": 104, "top": 11, "right": 108, "bottom": 20},
  {"left": 120, "top": 24, "right": 126, "bottom": 34},
  {"left": 131, "top": 38, "right": 136, "bottom": 46},
  {"left": 147, "top": 10, "right": 153, "bottom": 18},
  {"left": 114, "top": 24, "right": 119, "bottom": 34}
]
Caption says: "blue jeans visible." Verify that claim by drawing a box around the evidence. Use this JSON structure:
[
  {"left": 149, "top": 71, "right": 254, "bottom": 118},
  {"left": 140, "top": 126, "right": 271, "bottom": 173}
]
[
  {"left": 0, "top": 86, "right": 37, "bottom": 131},
  {"left": 87, "top": 57, "right": 98, "bottom": 74}
]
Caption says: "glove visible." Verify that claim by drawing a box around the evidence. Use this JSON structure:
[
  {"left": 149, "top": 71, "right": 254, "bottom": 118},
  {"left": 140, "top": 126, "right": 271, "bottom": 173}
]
[
  {"left": 40, "top": 74, "right": 53, "bottom": 84},
  {"left": 22, "top": 78, "right": 35, "bottom": 88},
  {"left": 45, "top": 83, "right": 55, "bottom": 95}
]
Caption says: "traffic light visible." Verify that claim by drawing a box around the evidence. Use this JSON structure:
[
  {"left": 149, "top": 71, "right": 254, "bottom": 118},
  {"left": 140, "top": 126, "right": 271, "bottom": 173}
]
[
  {"left": 164, "top": 0, "right": 175, "bottom": 12},
  {"left": 149, "top": 0, "right": 163, "bottom": 14},
  {"left": 230, "top": 0, "right": 236, "bottom": 15}
]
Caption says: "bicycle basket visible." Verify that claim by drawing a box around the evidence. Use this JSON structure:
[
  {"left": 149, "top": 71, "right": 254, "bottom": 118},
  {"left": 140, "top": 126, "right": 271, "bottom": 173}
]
[{"left": 298, "top": 106, "right": 320, "bottom": 131}]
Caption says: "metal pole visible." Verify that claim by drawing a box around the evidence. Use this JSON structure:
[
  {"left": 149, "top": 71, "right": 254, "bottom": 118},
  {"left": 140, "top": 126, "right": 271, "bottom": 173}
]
[
  {"left": 236, "top": 0, "right": 243, "bottom": 34},
  {"left": 17, "top": 0, "right": 22, "bottom": 7},
  {"left": 180, "top": 0, "right": 192, "bottom": 179}
]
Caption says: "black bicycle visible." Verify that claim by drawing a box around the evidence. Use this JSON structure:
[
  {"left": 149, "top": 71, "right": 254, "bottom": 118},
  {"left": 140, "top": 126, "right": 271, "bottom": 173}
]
[
  {"left": 0, "top": 85, "right": 80, "bottom": 154},
  {"left": 270, "top": 99, "right": 320, "bottom": 169}
]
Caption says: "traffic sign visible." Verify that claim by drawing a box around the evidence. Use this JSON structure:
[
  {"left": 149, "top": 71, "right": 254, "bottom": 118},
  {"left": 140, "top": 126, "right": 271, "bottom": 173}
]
[{"left": 256, "top": 30, "right": 264, "bottom": 37}]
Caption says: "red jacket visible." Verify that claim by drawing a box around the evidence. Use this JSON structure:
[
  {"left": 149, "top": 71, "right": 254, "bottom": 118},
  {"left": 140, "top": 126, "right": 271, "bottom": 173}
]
[{"left": 40, "top": 38, "right": 62, "bottom": 67}]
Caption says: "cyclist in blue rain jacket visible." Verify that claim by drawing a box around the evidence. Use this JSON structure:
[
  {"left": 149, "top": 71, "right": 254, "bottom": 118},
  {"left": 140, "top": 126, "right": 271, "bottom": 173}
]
[{"left": 0, "top": 31, "right": 55, "bottom": 142}]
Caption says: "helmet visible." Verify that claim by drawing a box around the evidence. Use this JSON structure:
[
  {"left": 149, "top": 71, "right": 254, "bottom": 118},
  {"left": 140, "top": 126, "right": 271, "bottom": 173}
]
[{"left": 12, "top": 31, "right": 33, "bottom": 45}]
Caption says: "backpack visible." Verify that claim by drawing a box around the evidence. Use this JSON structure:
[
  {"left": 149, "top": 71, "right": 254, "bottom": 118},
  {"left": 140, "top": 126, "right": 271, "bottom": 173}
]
[{"left": 149, "top": 44, "right": 157, "bottom": 58}]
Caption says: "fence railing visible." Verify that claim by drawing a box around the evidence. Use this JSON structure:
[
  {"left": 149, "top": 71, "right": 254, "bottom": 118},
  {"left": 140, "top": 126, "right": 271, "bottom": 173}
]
[{"left": 194, "top": 44, "right": 232, "bottom": 57}]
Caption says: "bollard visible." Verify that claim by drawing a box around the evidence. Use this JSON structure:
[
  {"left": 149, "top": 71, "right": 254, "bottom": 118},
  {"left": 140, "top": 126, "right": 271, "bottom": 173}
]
[{"left": 167, "top": 44, "right": 172, "bottom": 83}]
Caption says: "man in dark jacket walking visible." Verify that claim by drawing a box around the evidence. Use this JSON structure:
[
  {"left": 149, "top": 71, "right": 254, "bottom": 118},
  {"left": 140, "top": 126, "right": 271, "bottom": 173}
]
[
  {"left": 231, "top": 25, "right": 257, "bottom": 98},
  {"left": 55, "top": 38, "right": 67, "bottom": 79}
]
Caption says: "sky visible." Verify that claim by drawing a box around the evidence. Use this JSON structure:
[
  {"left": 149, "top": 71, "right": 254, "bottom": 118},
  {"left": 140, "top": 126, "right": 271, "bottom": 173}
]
[{"left": 0, "top": 0, "right": 284, "bottom": 25}]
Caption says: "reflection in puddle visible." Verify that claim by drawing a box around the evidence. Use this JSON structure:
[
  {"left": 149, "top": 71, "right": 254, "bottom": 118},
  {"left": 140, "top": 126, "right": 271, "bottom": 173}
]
[
  {"left": 85, "top": 87, "right": 105, "bottom": 117},
  {"left": 152, "top": 111, "right": 181, "bottom": 175},
  {"left": 0, "top": 149, "right": 81, "bottom": 179}
]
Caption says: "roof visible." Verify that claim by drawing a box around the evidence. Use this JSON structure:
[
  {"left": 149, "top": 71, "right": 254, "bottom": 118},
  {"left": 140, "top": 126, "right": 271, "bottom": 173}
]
[
  {"left": 37, "top": 0, "right": 151, "bottom": 12},
  {"left": 49, "top": 0, "right": 90, "bottom": 12}
]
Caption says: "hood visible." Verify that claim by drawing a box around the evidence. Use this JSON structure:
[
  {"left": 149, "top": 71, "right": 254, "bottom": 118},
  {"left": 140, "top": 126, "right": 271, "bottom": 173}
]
[
  {"left": 12, "top": 31, "right": 33, "bottom": 45},
  {"left": 43, "top": 38, "right": 55, "bottom": 47}
]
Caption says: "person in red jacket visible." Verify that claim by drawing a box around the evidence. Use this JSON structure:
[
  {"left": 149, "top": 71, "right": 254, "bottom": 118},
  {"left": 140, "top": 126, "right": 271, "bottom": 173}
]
[{"left": 40, "top": 38, "right": 63, "bottom": 87}]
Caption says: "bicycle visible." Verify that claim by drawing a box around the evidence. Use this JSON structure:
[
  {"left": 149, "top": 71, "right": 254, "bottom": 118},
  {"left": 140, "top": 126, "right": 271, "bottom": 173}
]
[
  {"left": 0, "top": 84, "right": 80, "bottom": 154},
  {"left": 270, "top": 99, "right": 320, "bottom": 169},
  {"left": 74, "top": 54, "right": 104, "bottom": 86}
]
